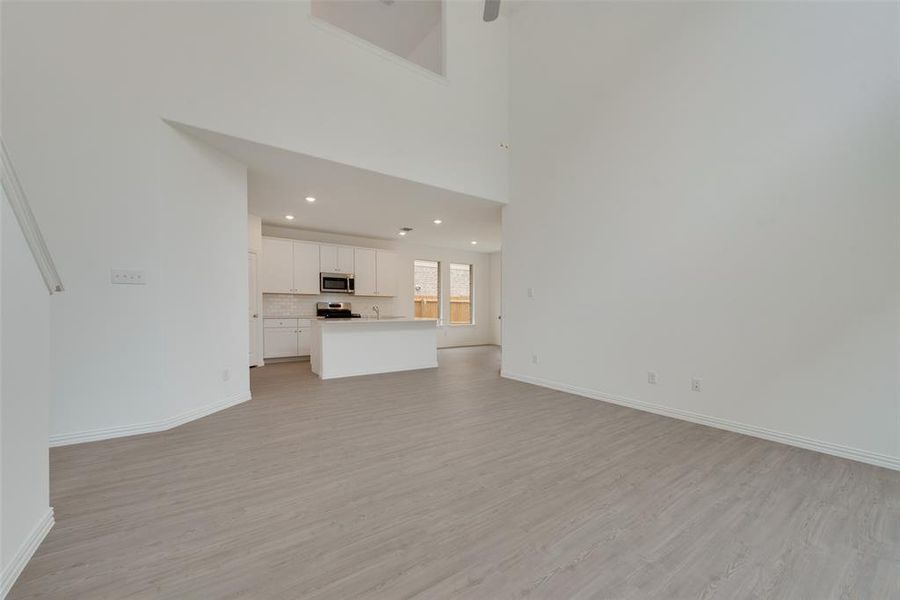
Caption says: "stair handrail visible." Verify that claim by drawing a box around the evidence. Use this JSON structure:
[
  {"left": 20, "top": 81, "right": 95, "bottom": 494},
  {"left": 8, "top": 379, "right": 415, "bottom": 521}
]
[{"left": 0, "top": 135, "right": 64, "bottom": 294}]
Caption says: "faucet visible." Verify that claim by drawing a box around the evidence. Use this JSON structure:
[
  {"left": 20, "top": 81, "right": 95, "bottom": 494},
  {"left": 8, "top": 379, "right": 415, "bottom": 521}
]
[{"left": 372, "top": 305, "right": 380, "bottom": 319}]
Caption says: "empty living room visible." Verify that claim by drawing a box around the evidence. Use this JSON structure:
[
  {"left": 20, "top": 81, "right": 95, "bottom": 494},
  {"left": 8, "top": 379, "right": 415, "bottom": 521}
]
[{"left": 1, "top": 1, "right": 898, "bottom": 598}]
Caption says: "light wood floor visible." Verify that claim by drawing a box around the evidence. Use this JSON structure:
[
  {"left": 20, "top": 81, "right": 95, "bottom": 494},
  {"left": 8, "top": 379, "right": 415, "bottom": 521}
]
[{"left": 11, "top": 346, "right": 900, "bottom": 599}]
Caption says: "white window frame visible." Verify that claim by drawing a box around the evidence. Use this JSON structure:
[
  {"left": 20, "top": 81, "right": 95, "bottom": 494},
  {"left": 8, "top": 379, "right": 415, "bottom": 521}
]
[
  {"left": 414, "top": 259, "right": 443, "bottom": 324},
  {"left": 448, "top": 262, "right": 474, "bottom": 327}
]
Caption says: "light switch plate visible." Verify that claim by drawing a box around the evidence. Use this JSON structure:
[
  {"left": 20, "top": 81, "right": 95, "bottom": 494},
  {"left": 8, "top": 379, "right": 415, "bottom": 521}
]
[{"left": 111, "top": 269, "right": 146, "bottom": 285}]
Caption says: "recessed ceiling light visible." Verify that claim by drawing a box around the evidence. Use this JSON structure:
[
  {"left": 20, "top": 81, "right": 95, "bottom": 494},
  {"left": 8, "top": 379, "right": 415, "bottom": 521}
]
[
  {"left": 471, "top": 240, "right": 478, "bottom": 245},
  {"left": 285, "top": 215, "right": 295, "bottom": 220},
  {"left": 433, "top": 219, "right": 443, "bottom": 225},
  {"left": 305, "top": 196, "right": 316, "bottom": 203},
  {"left": 398, "top": 231, "right": 407, "bottom": 236}
]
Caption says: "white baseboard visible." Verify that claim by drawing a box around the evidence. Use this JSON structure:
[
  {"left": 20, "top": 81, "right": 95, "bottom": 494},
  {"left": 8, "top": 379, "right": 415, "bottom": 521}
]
[
  {"left": 502, "top": 371, "right": 900, "bottom": 472},
  {"left": 49, "top": 390, "right": 251, "bottom": 447},
  {"left": 0, "top": 508, "right": 54, "bottom": 599}
]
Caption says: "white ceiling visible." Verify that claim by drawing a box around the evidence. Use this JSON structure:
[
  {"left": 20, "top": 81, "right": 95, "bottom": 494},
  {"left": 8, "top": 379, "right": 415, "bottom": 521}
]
[
  {"left": 311, "top": 0, "right": 442, "bottom": 65},
  {"left": 173, "top": 123, "right": 503, "bottom": 253}
]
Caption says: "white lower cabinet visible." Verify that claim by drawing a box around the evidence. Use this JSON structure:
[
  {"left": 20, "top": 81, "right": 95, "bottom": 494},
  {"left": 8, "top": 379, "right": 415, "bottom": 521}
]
[
  {"left": 264, "top": 319, "right": 311, "bottom": 359},
  {"left": 298, "top": 328, "right": 311, "bottom": 356},
  {"left": 263, "top": 327, "right": 298, "bottom": 358}
]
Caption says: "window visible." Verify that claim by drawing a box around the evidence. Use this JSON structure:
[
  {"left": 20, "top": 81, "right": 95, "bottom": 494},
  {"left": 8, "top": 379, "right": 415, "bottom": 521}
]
[
  {"left": 414, "top": 260, "right": 441, "bottom": 320},
  {"left": 450, "top": 263, "right": 472, "bottom": 325}
]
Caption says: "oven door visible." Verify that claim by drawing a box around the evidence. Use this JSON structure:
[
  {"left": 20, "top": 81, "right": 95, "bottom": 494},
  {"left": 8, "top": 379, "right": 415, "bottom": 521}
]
[{"left": 320, "top": 273, "right": 352, "bottom": 294}]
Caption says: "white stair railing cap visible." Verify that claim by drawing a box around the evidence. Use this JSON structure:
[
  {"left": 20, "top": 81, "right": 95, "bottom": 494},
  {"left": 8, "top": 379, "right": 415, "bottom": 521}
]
[{"left": 0, "top": 135, "right": 64, "bottom": 294}]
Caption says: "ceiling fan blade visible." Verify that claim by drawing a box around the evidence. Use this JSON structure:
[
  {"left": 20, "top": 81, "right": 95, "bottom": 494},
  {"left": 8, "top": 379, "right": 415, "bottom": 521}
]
[{"left": 483, "top": 0, "right": 500, "bottom": 22}]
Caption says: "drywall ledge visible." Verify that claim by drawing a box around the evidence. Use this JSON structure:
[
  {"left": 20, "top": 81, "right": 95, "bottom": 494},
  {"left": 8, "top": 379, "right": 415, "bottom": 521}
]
[
  {"left": 48, "top": 390, "right": 250, "bottom": 447},
  {"left": 501, "top": 371, "right": 900, "bottom": 472},
  {"left": 0, "top": 508, "right": 54, "bottom": 599}
]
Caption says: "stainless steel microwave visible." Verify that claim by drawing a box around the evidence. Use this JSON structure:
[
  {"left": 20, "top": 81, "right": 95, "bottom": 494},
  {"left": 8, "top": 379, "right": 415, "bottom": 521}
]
[{"left": 320, "top": 272, "right": 354, "bottom": 294}]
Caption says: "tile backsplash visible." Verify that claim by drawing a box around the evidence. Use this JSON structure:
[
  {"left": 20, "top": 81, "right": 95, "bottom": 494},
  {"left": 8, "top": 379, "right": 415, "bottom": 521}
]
[{"left": 262, "top": 294, "right": 399, "bottom": 318}]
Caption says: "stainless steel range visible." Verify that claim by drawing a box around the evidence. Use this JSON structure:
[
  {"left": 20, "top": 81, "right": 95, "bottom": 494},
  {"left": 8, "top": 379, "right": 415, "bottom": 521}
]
[{"left": 316, "top": 302, "right": 361, "bottom": 319}]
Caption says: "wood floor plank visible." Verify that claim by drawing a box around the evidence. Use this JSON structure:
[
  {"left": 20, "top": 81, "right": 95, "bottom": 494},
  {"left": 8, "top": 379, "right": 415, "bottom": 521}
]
[{"left": 9, "top": 346, "right": 900, "bottom": 599}]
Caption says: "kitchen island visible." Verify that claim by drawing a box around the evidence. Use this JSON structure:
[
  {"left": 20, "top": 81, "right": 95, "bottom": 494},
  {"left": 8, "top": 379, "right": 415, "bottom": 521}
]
[{"left": 310, "top": 317, "right": 438, "bottom": 380}]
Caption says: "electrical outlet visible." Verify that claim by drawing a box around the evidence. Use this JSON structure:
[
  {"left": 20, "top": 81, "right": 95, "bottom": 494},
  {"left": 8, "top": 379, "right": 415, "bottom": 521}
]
[
  {"left": 648, "top": 371, "right": 658, "bottom": 385},
  {"left": 111, "top": 269, "right": 146, "bottom": 285},
  {"left": 527, "top": 287, "right": 535, "bottom": 298},
  {"left": 222, "top": 369, "right": 230, "bottom": 382},
  {"left": 531, "top": 353, "right": 539, "bottom": 364},
  {"left": 691, "top": 377, "right": 702, "bottom": 392}
]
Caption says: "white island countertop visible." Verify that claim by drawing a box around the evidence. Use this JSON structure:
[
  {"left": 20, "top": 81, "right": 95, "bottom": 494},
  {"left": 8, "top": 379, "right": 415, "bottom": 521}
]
[
  {"left": 316, "top": 317, "right": 437, "bottom": 324},
  {"left": 310, "top": 317, "right": 438, "bottom": 379}
]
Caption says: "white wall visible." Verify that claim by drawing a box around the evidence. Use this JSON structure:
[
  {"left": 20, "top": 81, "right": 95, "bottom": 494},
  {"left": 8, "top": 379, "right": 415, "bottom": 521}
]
[
  {"left": 1, "top": 3, "right": 54, "bottom": 592},
  {"left": 248, "top": 214, "right": 262, "bottom": 255},
  {"left": 7, "top": 1, "right": 508, "bottom": 203},
  {"left": 1, "top": 0, "right": 5, "bottom": 578},
  {"left": 504, "top": 2, "right": 900, "bottom": 467},
  {"left": 159, "top": 128, "right": 250, "bottom": 422},
  {"left": 2, "top": 0, "right": 507, "bottom": 443},
  {"left": 0, "top": 195, "right": 52, "bottom": 597},
  {"left": 30, "top": 118, "right": 251, "bottom": 445},
  {"left": 0, "top": 89, "right": 253, "bottom": 444},
  {"left": 263, "top": 226, "right": 496, "bottom": 348}
]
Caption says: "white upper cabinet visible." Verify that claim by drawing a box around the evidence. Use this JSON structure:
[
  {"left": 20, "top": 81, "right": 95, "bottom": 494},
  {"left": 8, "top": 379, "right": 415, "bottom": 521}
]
[
  {"left": 261, "top": 238, "right": 294, "bottom": 294},
  {"left": 261, "top": 237, "right": 319, "bottom": 294},
  {"left": 320, "top": 245, "right": 354, "bottom": 274},
  {"left": 319, "top": 245, "right": 337, "bottom": 273},
  {"left": 353, "top": 248, "right": 377, "bottom": 296},
  {"left": 375, "top": 250, "right": 398, "bottom": 297},
  {"left": 262, "top": 237, "right": 395, "bottom": 297},
  {"left": 292, "top": 242, "right": 320, "bottom": 294},
  {"left": 337, "top": 246, "right": 354, "bottom": 274}
]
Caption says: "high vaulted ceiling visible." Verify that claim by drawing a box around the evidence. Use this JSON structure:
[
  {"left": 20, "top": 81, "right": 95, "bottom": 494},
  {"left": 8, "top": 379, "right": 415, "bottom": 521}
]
[{"left": 311, "top": 0, "right": 443, "bottom": 74}]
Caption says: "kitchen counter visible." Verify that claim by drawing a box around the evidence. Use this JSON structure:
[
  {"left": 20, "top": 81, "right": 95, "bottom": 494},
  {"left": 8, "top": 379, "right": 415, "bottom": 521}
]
[
  {"left": 263, "top": 315, "right": 431, "bottom": 323},
  {"left": 316, "top": 317, "right": 436, "bottom": 324},
  {"left": 310, "top": 317, "right": 437, "bottom": 379},
  {"left": 263, "top": 315, "right": 316, "bottom": 320}
]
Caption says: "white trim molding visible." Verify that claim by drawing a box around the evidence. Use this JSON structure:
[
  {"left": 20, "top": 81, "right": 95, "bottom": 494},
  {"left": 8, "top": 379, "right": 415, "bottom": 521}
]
[
  {"left": 0, "top": 136, "right": 64, "bottom": 295},
  {"left": 0, "top": 508, "right": 54, "bottom": 599},
  {"left": 49, "top": 390, "right": 251, "bottom": 447},
  {"left": 501, "top": 371, "right": 900, "bottom": 472}
]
